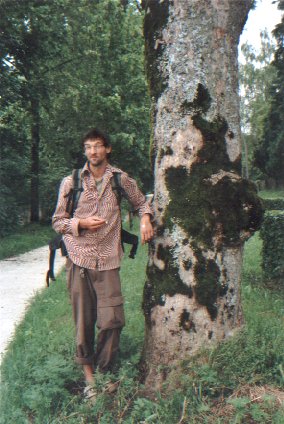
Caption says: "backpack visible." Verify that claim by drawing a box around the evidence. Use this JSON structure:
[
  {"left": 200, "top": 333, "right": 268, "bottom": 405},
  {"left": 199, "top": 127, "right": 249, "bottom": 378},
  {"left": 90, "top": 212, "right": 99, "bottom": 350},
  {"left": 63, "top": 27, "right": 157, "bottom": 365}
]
[{"left": 46, "top": 169, "right": 138, "bottom": 287}]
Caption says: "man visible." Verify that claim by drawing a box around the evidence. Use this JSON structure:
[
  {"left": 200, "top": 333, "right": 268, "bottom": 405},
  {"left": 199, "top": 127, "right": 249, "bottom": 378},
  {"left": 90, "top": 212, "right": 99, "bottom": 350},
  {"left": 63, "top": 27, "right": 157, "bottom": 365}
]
[{"left": 52, "top": 128, "right": 153, "bottom": 395}]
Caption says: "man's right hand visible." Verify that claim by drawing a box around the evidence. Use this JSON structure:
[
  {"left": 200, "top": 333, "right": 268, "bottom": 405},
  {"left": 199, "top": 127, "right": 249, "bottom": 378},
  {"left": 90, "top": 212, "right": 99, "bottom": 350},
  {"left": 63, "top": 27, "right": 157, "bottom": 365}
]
[{"left": 79, "top": 216, "right": 107, "bottom": 232}]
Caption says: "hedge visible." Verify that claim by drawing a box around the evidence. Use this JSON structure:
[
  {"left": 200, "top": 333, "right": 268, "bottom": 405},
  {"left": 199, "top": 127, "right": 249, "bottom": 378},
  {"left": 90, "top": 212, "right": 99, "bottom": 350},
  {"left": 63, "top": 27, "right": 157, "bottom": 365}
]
[
  {"left": 259, "top": 211, "right": 284, "bottom": 287},
  {"left": 261, "top": 198, "right": 284, "bottom": 211}
]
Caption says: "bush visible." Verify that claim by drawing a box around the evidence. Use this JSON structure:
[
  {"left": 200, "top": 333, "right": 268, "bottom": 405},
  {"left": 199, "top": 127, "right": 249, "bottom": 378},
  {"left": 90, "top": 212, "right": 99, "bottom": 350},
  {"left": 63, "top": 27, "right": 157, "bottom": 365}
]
[
  {"left": 261, "top": 198, "right": 284, "bottom": 211},
  {"left": 260, "top": 211, "right": 284, "bottom": 287}
]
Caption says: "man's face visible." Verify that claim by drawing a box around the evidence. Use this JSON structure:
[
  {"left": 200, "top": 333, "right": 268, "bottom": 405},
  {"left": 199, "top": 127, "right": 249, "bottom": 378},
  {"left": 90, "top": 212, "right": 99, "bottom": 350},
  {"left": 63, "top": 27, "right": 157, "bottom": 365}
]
[{"left": 84, "top": 138, "right": 111, "bottom": 168}]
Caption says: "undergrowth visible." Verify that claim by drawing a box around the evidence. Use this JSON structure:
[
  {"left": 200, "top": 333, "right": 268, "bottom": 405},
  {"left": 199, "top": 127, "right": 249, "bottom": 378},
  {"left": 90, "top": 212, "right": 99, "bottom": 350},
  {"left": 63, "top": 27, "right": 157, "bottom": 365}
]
[
  {"left": 259, "top": 189, "right": 284, "bottom": 199},
  {"left": 0, "top": 223, "right": 56, "bottom": 260},
  {"left": 0, "top": 222, "right": 283, "bottom": 423}
]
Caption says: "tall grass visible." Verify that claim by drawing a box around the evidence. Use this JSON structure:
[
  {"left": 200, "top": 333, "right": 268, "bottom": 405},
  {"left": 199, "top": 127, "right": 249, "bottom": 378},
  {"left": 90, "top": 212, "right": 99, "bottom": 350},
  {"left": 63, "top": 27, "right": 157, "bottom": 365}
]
[
  {"left": 1, "top": 222, "right": 283, "bottom": 423},
  {"left": 210, "top": 233, "right": 283, "bottom": 386}
]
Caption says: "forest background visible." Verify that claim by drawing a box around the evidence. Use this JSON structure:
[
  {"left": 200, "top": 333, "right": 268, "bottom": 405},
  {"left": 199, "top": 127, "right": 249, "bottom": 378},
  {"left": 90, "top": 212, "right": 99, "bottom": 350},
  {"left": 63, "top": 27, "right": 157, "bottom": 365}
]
[
  {"left": 1, "top": 0, "right": 283, "bottom": 238},
  {"left": 0, "top": 0, "right": 152, "bottom": 235}
]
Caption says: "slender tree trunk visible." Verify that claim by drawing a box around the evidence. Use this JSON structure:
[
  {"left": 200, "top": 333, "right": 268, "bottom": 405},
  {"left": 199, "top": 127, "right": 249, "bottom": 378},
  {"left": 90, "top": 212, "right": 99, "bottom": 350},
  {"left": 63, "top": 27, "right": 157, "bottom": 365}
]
[
  {"left": 30, "top": 95, "right": 40, "bottom": 222},
  {"left": 141, "top": 0, "right": 263, "bottom": 390},
  {"left": 242, "top": 134, "right": 249, "bottom": 179}
]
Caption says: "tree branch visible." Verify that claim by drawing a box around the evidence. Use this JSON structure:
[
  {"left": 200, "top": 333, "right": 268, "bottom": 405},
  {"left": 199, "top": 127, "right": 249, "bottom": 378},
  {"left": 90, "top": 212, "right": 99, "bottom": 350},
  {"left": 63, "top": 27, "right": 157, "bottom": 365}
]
[{"left": 135, "top": 0, "right": 143, "bottom": 13}]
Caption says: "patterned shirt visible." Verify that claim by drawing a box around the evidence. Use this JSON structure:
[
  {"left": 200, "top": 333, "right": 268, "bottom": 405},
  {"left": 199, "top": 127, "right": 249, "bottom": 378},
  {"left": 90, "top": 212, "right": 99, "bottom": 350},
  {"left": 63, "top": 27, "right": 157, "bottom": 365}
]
[{"left": 52, "top": 163, "right": 153, "bottom": 270}]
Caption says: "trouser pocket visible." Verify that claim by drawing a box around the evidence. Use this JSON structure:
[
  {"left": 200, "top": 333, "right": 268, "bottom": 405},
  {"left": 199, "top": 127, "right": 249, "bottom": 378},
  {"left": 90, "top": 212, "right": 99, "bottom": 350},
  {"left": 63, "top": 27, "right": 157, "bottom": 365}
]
[{"left": 97, "top": 296, "right": 125, "bottom": 330}]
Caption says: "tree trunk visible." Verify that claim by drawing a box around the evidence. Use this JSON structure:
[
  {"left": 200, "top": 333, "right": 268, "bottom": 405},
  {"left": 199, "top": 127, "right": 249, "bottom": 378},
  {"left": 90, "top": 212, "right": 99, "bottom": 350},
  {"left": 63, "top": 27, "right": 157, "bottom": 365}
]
[
  {"left": 242, "top": 134, "right": 249, "bottom": 179},
  {"left": 141, "top": 0, "right": 263, "bottom": 390},
  {"left": 30, "top": 95, "right": 40, "bottom": 222}
]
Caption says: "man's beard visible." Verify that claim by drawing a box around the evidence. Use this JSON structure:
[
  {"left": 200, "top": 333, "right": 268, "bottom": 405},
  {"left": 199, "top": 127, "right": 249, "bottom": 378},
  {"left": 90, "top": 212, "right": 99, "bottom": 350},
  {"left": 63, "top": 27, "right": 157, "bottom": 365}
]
[{"left": 90, "top": 157, "right": 105, "bottom": 167}]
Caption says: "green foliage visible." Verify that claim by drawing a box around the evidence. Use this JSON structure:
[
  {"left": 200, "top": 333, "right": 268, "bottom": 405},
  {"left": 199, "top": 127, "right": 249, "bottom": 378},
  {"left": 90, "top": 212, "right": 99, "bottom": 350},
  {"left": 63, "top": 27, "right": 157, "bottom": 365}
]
[
  {"left": 0, "top": 113, "right": 31, "bottom": 236},
  {"left": 0, "top": 0, "right": 75, "bottom": 222},
  {"left": 239, "top": 22, "right": 284, "bottom": 188},
  {"left": 239, "top": 32, "right": 277, "bottom": 181},
  {"left": 260, "top": 211, "right": 284, "bottom": 286},
  {"left": 253, "top": 9, "right": 284, "bottom": 187},
  {"left": 226, "top": 397, "right": 271, "bottom": 424},
  {"left": 0, "top": 184, "right": 21, "bottom": 237},
  {"left": 0, "top": 223, "right": 56, "bottom": 259},
  {"left": 1, "top": 220, "right": 283, "bottom": 423},
  {"left": 1, "top": 0, "right": 151, "bottom": 231},
  {"left": 259, "top": 189, "right": 284, "bottom": 199},
  {"left": 261, "top": 197, "right": 284, "bottom": 210}
]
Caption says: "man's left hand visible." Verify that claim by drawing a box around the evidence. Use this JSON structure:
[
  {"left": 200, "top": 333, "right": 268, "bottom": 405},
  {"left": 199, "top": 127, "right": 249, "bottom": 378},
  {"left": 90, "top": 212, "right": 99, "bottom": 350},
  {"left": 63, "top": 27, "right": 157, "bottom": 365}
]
[{"left": 140, "top": 214, "right": 154, "bottom": 245}]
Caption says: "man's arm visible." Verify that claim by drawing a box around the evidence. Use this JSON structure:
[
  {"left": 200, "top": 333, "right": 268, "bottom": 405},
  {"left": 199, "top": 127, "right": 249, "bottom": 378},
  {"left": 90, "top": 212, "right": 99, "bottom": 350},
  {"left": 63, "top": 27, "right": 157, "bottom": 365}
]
[
  {"left": 120, "top": 172, "right": 154, "bottom": 244},
  {"left": 140, "top": 213, "right": 154, "bottom": 245}
]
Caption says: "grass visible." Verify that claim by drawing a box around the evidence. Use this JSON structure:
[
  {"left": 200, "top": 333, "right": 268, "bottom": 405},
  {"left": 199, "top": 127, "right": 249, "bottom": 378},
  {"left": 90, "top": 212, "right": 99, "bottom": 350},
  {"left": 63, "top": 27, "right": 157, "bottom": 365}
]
[
  {"left": 0, "top": 223, "right": 56, "bottom": 260},
  {"left": 212, "top": 234, "right": 284, "bottom": 388},
  {"left": 259, "top": 189, "right": 284, "bottom": 199},
  {"left": 0, "top": 221, "right": 283, "bottom": 423}
]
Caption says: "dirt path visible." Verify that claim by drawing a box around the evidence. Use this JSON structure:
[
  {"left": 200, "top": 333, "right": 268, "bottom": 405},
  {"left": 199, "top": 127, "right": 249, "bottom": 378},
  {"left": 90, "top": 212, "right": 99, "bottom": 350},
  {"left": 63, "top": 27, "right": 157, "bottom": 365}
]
[{"left": 0, "top": 246, "right": 66, "bottom": 363}]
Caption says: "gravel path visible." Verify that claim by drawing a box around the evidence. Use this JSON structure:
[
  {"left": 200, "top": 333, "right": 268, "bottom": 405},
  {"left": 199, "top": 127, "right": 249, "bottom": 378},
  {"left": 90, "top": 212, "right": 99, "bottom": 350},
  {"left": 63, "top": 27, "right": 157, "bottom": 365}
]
[{"left": 0, "top": 246, "right": 66, "bottom": 363}]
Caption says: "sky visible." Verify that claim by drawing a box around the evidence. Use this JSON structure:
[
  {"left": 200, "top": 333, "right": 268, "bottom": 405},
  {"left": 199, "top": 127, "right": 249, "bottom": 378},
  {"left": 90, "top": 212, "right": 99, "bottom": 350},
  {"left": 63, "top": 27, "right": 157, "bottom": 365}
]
[{"left": 239, "top": 0, "right": 283, "bottom": 62}]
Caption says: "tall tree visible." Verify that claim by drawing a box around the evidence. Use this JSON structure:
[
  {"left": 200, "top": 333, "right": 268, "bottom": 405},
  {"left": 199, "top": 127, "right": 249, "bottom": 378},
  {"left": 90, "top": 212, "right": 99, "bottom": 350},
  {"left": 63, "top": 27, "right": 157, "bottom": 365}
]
[
  {"left": 254, "top": 1, "right": 284, "bottom": 187},
  {"left": 239, "top": 32, "right": 276, "bottom": 180},
  {"left": 0, "top": 0, "right": 70, "bottom": 222},
  {"left": 141, "top": 0, "right": 263, "bottom": 389}
]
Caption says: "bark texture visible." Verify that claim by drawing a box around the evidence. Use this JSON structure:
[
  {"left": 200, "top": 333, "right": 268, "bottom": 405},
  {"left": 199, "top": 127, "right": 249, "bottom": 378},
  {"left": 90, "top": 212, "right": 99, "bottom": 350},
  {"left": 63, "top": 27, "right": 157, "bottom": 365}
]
[{"left": 142, "top": 0, "right": 263, "bottom": 389}]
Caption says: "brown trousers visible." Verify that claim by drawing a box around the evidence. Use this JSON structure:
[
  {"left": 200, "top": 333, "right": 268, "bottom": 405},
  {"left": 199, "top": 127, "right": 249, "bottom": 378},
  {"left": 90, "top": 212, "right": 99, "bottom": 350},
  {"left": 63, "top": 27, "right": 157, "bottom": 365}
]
[{"left": 66, "top": 258, "right": 125, "bottom": 370}]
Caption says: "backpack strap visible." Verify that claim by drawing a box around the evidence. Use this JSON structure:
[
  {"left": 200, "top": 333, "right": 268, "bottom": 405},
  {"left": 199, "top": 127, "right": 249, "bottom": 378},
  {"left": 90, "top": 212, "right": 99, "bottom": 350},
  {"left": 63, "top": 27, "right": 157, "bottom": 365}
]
[
  {"left": 110, "top": 171, "right": 139, "bottom": 259},
  {"left": 71, "top": 168, "right": 83, "bottom": 215},
  {"left": 47, "top": 169, "right": 83, "bottom": 287},
  {"left": 111, "top": 172, "right": 122, "bottom": 206},
  {"left": 111, "top": 171, "right": 133, "bottom": 207},
  {"left": 65, "top": 168, "right": 83, "bottom": 216}
]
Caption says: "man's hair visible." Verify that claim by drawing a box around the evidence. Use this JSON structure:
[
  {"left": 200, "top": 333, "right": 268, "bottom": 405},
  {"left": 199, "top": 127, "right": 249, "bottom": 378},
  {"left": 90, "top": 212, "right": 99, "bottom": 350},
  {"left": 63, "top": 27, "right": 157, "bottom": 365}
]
[{"left": 82, "top": 128, "right": 111, "bottom": 147}]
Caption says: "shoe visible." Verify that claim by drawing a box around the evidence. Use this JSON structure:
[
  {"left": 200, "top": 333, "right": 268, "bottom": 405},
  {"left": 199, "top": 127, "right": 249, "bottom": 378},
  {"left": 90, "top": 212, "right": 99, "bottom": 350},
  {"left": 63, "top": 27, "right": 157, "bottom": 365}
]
[
  {"left": 83, "top": 384, "right": 97, "bottom": 402},
  {"left": 104, "top": 380, "right": 120, "bottom": 394}
]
